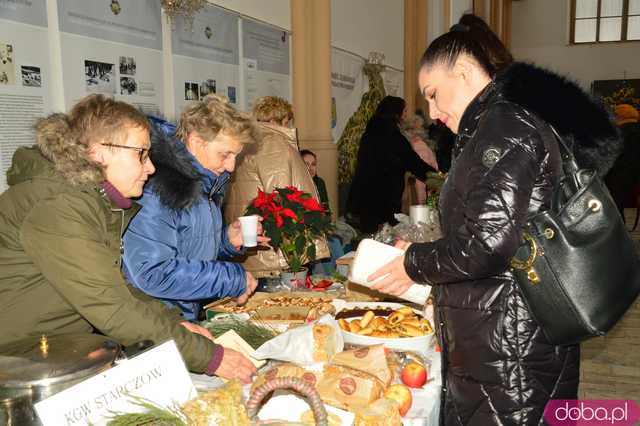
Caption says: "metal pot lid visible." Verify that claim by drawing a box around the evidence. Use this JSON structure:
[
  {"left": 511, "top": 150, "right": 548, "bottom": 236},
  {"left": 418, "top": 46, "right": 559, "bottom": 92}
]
[{"left": 0, "top": 333, "right": 120, "bottom": 388}]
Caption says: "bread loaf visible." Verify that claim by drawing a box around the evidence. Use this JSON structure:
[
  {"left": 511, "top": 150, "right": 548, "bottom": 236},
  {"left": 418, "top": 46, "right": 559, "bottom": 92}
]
[
  {"left": 353, "top": 398, "right": 402, "bottom": 426},
  {"left": 312, "top": 323, "right": 336, "bottom": 362}
]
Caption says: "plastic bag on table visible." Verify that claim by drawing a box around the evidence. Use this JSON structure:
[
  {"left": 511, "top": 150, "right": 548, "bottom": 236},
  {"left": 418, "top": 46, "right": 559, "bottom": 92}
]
[{"left": 372, "top": 214, "right": 441, "bottom": 244}]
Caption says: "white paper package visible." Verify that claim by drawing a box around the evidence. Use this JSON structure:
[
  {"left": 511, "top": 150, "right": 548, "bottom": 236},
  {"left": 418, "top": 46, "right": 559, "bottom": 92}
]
[
  {"left": 252, "top": 315, "right": 344, "bottom": 366},
  {"left": 349, "top": 239, "right": 431, "bottom": 305}
]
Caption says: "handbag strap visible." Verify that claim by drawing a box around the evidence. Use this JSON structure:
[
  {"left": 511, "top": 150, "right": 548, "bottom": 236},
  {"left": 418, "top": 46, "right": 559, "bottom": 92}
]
[
  {"left": 548, "top": 125, "right": 581, "bottom": 176},
  {"left": 540, "top": 122, "right": 585, "bottom": 212}
]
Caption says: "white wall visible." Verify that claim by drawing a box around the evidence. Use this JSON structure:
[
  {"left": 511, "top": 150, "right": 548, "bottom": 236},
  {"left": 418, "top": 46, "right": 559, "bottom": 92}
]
[
  {"left": 207, "top": 0, "right": 290, "bottom": 29},
  {"left": 428, "top": 0, "right": 445, "bottom": 44},
  {"left": 428, "top": 0, "right": 474, "bottom": 46},
  {"left": 207, "top": 1, "right": 406, "bottom": 70},
  {"left": 511, "top": 0, "right": 640, "bottom": 90},
  {"left": 450, "top": 0, "right": 473, "bottom": 27},
  {"left": 331, "top": 0, "right": 404, "bottom": 70}
]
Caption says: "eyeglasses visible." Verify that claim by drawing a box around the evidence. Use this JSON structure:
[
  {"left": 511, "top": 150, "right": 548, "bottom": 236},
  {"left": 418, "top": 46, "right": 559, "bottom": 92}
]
[{"left": 100, "top": 143, "right": 150, "bottom": 163}]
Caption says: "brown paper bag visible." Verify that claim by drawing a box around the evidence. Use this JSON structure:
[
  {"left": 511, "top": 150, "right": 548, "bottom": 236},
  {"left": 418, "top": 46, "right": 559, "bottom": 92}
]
[
  {"left": 316, "top": 365, "right": 384, "bottom": 412},
  {"left": 330, "top": 345, "right": 392, "bottom": 386}
]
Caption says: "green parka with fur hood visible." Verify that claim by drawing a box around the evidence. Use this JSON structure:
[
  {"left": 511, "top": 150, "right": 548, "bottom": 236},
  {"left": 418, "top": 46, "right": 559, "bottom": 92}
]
[{"left": 0, "top": 123, "right": 218, "bottom": 372}]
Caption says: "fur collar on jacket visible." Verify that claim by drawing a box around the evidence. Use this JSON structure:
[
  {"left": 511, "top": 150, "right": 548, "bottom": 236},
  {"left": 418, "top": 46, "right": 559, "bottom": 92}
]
[
  {"left": 146, "top": 122, "right": 228, "bottom": 211},
  {"left": 495, "top": 62, "right": 621, "bottom": 175}
]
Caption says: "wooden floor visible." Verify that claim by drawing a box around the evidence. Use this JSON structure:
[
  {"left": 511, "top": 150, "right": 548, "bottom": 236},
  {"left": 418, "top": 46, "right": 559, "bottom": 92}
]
[{"left": 578, "top": 209, "right": 640, "bottom": 400}]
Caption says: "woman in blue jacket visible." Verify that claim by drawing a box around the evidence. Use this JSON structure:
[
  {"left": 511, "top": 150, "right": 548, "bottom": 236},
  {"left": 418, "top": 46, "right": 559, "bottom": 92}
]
[{"left": 123, "top": 95, "right": 261, "bottom": 321}]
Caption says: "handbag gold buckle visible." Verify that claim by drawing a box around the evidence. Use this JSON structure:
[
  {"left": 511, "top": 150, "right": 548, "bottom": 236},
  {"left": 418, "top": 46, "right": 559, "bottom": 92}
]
[{"left": 511, "top": 233, "right": 541, "bottom": 285}]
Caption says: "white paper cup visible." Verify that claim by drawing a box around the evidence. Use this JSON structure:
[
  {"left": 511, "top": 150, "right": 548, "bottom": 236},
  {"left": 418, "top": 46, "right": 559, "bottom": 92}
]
[
  {"left": 410, "top": 205, "right": 430, "bottom": 225},
  {"left": 238, "top": 215, "right": 259, "bottom": 247}
]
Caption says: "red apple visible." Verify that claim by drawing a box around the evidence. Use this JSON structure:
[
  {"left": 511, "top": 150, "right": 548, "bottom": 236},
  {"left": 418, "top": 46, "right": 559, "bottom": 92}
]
[
  {"left": 401, "top": 361, "right": 427, "bottom": 388},
  {"left": 384, "top": 384, "right": 413, "bottom": 416}
]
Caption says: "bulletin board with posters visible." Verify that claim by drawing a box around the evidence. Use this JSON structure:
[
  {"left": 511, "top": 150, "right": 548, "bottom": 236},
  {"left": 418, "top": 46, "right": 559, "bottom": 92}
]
[
  {"left": 57, "top": 0, "right": 164, "bottom": 117},
  {"left": 241, "top": 18, "right": 290, "bottom": 112},
  {"left": 171, "top": 3, "right": 241, "bottom": 117},
  {"left": 0, "top": 1, "right": 297, "bottom": 194},
  {"left": 0, "top": 0, "right": 53, "bottom": 193}
]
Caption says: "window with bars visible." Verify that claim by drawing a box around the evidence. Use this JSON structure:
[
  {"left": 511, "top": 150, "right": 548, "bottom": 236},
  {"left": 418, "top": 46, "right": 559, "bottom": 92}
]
[{"left": 571, "top": 0, "right": 640, "bottom": 43}]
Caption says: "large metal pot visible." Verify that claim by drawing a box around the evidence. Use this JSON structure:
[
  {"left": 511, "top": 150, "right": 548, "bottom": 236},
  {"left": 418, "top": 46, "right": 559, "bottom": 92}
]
[{"left": 0, "top": 334, "right": 120, "bottom": 426}]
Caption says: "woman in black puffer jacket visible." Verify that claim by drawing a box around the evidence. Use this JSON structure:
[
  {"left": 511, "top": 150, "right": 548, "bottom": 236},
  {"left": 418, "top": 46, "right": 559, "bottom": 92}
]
[
  {"left": 347, "top": 96, "right": 436, "bottom": 234},
  {"left": 369, "top": 15, "right": 621, "bottom": 426}
]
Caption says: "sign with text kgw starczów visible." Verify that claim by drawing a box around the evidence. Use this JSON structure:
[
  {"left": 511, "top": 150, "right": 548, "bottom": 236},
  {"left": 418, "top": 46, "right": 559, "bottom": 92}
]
[{"left": 34, "top": 340, "right": 197, "bottom": 426}]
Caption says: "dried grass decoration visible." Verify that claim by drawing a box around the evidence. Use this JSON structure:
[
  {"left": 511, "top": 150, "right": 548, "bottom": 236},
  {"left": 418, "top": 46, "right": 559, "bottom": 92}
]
[
  {"left": 202, "top": 316, "right": 278, "bottom": 349},
  {"left": 107, "top": 380, "right": 250, "bottom": 426}
]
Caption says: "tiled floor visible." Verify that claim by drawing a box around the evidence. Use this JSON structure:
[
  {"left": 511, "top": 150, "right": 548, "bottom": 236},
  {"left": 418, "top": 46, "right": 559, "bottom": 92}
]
[{"left": 578, "top": 209, "right": 640, "bottom": 400}]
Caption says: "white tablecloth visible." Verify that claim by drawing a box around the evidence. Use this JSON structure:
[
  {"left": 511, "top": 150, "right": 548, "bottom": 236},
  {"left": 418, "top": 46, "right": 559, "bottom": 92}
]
[{"left": 190, "top": 346, "right": 442, "bottom": 425}]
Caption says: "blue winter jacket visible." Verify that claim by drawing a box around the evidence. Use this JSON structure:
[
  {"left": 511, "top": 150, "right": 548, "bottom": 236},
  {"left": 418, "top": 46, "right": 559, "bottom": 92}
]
[{"left": 122, "top": 118, "right": 246, "bottom": 320}]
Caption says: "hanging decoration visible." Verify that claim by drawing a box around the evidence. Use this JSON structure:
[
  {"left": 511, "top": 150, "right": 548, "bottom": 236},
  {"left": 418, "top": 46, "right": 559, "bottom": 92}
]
[
  {"left": 160, "top": 0, "right": 207, "bottom": 30},
  {"left": 337, "top": 51, "right": 387, "bottom": 185}
]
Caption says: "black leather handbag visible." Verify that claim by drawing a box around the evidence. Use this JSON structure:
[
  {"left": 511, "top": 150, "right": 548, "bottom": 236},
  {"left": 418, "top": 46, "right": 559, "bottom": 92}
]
[{"left": 511, "top": 125, "right": 640, "bottom": 345}]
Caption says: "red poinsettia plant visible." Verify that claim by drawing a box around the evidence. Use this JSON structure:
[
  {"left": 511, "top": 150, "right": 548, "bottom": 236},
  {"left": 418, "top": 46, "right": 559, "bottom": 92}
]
[{"left": 245, "top": 186, "right": 333, "bottom": 272}]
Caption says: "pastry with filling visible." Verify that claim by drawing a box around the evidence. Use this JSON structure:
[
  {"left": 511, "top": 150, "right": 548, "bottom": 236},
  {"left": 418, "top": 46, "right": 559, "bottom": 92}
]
[{"left": 312, "top": 323, "right": 336, "bottom": 362}]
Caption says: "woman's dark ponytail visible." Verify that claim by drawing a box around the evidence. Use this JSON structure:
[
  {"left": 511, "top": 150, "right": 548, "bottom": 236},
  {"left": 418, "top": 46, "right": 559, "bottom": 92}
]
[{"left": 420, "top": 14, "right": 513, "bottom": 77}]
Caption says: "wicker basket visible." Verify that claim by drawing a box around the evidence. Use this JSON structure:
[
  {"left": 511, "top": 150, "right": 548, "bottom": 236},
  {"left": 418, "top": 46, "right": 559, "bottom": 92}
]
[{"left": 246, "top": 377, "right": 328, "bottom": 426}]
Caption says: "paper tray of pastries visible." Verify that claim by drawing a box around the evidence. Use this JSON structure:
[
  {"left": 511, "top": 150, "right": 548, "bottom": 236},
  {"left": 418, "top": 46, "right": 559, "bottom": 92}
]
[
  {"left": 334, "top": 301, "right": 434, "bottom": 355},
  {"left": 205, "top": 291, "right": 337, "bottom": 323}
]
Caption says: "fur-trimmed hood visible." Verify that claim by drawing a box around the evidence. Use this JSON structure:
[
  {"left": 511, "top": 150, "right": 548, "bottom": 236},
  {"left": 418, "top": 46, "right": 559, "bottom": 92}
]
[
  {"left": 145, "top": 118, "right": 229, "bottom": 210},
  {"left": 7, "top": 114, "right": 104, "bottom": 187},
  {"left": 495, "top": 62, "right": 621, "bottom": 175}
]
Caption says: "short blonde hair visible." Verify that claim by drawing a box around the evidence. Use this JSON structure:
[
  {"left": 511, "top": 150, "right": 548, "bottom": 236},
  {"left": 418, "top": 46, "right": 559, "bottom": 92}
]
[
  {"left": 70, "top": 94, "right": 149, "bottom": 148},
  {"left": 36, "top": 94, "right": 149, "bottom": 185},
  {"left": 253, "top": 96, "right": 293, "bottom": 123},
  {"left": 176, "top": 94, "right": 255, "bottom": 144}
]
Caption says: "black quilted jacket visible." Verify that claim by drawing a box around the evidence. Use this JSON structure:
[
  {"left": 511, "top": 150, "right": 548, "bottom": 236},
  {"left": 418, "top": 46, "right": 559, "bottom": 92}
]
[{"left": 405, "top": 63, "right": 620, "bottom": 426}]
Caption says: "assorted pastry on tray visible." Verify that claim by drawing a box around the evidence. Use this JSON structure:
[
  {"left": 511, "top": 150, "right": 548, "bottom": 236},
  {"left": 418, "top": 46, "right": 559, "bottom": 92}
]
[
  {"left": 336, "top": 306, "right": 433, "bottom": 338},
  {"left": 216, "top": 295, "right": 335, "bottom": 314}
]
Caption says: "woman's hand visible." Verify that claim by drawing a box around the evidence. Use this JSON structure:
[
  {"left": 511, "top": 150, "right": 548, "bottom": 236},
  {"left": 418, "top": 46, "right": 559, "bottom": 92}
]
[
  {"left": 395, "top": 239, "right": 413, "bottom": 251},
  {"left": 236, "top": 271, "right": 258, "bottom": 305},
  {"left": 214, "top": 348, "right": 257, "bottom": 384},
  {"left": 227, "top": 217, "right": 271, "bottom": 249},
  {"left": 367, "top": 255, "right": 413, "bottom": 297},
  {"left": 180, "top": 321, "right": 215, "bottom": 342}
]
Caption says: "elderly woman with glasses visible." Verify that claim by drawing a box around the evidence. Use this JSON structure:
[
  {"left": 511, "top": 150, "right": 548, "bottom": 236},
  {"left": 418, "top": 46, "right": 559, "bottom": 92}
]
[{"left": 0, "top": 94, "right": 256, "bottom": 383}]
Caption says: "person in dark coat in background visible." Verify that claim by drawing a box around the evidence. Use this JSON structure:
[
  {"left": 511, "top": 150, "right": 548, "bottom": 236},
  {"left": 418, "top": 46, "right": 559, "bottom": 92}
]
[
  {"left": 605, "top": 104, "right": 640, "bottom": 218},
  {"left": 368, "top": 14, "right": 621, "bottom": 426},
  {"left": 347, "top": 96, "right": 436, "bottom": 234},
  {"left": 427, "top": 120, "right": 455, "bottom": 173}
]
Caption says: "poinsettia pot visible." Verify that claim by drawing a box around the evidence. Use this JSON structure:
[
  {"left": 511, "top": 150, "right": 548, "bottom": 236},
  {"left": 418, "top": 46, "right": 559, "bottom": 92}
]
[{"left": 280, "top": 267, "right": 308, "bottom": 290}]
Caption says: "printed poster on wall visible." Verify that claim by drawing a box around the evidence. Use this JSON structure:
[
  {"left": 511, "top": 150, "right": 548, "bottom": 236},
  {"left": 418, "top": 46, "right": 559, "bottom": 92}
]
[
  {"left": 382, "top": 67, "right": 404, "bottom": 98},
  {"left": 172, "top": 3, "right": 239, "bottom": 118},
  {"left": 57, "top": 0, "right": 163, "bottom": 116},
  {"left": 0, "top": 0, "right": 52, "bottom": 193},
  {"left": 242, "top": 19, "right": 290, "bottom": 111},
  {"left": 331, "top": 48, "right": 366, "bottom": 143}
]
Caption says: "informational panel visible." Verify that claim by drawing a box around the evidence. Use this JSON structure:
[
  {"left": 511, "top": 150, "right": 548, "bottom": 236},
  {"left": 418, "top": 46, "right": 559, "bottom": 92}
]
[
  {"left": 0, "top": 0, "right": 52, "bottom": 193},
  {"left": 58, "top": 0, "right": 163, "bottom": 116},
  {"left": 382, "top": 68, "right": 404, "bottom": 98},
  {"left": 242, "top": 19, "right": 290, "bottom": 111},
  {"left": 35, "top": 341, "right": 196, "bottom": 426},
  {"left": 172, "top": 3, "right": 240, "bottom": 116},
  {"left": 331, "top": 48, "right": 366, "bottom": 142}
]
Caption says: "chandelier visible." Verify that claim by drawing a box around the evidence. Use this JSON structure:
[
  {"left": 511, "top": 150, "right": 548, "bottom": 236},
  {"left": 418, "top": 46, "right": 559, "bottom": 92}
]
[{"left": 161, "top": 0, "right": 207, "bottom": 29}]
